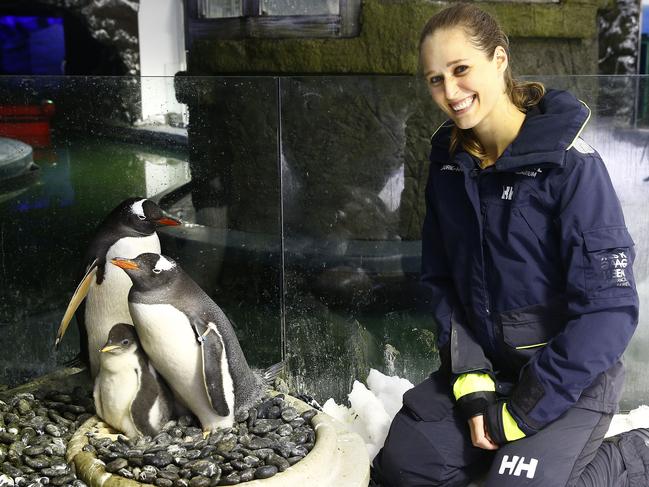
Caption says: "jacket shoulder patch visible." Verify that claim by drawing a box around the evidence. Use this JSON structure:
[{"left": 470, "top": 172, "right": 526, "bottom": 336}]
[{"left": 571, "top": 138, "right": 595, "bottom": 154}]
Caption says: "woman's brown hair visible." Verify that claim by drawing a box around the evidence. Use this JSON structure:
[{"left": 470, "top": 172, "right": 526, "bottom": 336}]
[{"left": 419, "top": 3, "right": 545, "bottom": 162}]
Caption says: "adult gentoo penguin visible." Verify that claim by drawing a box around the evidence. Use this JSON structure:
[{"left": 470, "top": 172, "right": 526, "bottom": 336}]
[
  {"left": 55, "top": 198, "right": 181, "bottom": 377},
  {"left": 111, "top": 253, "right": 283, "bottom": 434},
  {"left": 94, "top": 323, "right": 174, "bottom": 438}
]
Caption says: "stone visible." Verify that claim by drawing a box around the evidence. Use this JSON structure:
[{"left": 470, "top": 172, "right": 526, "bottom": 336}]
[
  {"left": 266, "top": 453, "right": 290, "bottom": 472},
  {"left": 144, "top": 452, "right": 174, "bottom": 468},
  {"left": 23, "top": 446, "right": 45, "bottom": 457},
  {"left": 0, "top": 474, "right": 15, "bottom": 486},
  {"left": 104, "top": 458, "right": 128, "bottom": 473},
  {"left": 49, "top": 475, "right": 75, "bottom": 486},
  {"left": 253, "top": 465, "right": 278, "bottom": 479},
  {"left": 187, "top": 476, "right": 210, "bottom": 487},
  {"left": 287, "top": 455, "right": 303, "bottom": 465},
  {"left": 218, "top": 472, "right": 240, "bottom": 485},
  {"left": 280, "top": 407, "right": 298, "bottom": 422},
  {"left": 239, "top": 468, "right": 255, "bottom": 482},
  {"left": 117, "top": 468, "right": 135, "bottom": 479},
  {"left": 301, "top": 409, "right": 317, "bottom": 422}
]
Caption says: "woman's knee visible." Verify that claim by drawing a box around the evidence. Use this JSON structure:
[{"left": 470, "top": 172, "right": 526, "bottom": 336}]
[{"left": 373, "top": 407, "right": 479, "bottom": 487}]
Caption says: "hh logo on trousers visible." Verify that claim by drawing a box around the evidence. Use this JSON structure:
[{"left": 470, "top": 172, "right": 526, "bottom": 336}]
[
  {"left": 498, "top": 455, "right": 539, "bottom": 479},
  {"left": 501, "top": 186, "right": 514, "bottom": 200}
]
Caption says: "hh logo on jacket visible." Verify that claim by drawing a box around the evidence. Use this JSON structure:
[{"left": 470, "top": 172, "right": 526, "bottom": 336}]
[
  {"left": 499, "top": 455, "right": 539, "bottom": 479},
  {"left": 501, "top": 186, "right": 514, "bottom": 200}
]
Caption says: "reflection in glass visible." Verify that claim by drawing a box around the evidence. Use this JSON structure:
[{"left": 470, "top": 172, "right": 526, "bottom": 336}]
[
  {"left": 261, "top": 0, "right": 339, "bottom": 16},
  {"left": 199, "top": 0, "right": 243, "bottom": 18}
]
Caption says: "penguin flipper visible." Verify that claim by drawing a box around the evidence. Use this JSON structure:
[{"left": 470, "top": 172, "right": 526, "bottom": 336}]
[
  {"left": 130, "top": 356, "right": 159, "bottom": 438},
  {"left": 191, "top": 318, "right": 230, "bottom": 417},
  {"left": 55, "top": 260, "right": 98, "bottom": 349}
]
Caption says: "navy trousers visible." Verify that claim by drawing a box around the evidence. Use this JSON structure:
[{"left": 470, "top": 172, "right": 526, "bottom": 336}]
[{"left": 373, "top": 372, "right": 649, "bottom": 487}]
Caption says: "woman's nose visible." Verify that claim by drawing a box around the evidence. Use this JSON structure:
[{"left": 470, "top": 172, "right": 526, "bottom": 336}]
[{"left": 444, "top": 77, "right": 458, "bottom": 100}]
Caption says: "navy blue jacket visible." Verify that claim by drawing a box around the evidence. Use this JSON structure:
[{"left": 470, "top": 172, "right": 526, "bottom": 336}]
[{"left": 421, "top": 89, "right": 639, "bottom": 435}]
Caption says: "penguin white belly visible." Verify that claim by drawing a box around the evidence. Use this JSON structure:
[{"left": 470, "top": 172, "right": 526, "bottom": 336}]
[
  {"left": 85, "top": 234, "right": 161, "bottom": 377},
  {"left": 94, "top": 362, "right": 141, "bottom": 438},
  {"left": 130, "top": 303, "right": 234, "bottom": 430}
]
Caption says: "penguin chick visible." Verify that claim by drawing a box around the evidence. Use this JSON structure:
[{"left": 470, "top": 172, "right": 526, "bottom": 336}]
[
  {"left": 111, "top": 253, "right": 283, "bottom": 434},
  {"left": 94, "top": 323, "right": 174, "bottom": 438},
  {"left": 55, "top": 197, "right": 181, "bottom": 377}
]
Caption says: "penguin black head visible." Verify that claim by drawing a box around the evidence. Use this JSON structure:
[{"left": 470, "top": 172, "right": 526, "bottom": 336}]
[
  {"left": 100, "top": 323, "right": 140, "bottom": 355},
  {"left": 111, "top": 253, "right": 181, "bottom": 291},
  {"left": 106, "top": 198, "right": 181, "bottom": 237}
]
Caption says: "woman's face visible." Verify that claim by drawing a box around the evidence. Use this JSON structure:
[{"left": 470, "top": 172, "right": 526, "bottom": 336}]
[{"left": 420, "top": 27, "right": 507, "bottom": 131}]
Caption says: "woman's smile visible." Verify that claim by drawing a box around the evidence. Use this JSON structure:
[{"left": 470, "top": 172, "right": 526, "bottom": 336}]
[{"left": 450, "top": 94, "right": 476, "bottom": 114}]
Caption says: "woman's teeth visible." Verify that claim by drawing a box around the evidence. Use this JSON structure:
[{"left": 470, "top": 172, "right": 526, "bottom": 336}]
[{"left": 452, "top": 95, "right": 475, "bottom": 112}]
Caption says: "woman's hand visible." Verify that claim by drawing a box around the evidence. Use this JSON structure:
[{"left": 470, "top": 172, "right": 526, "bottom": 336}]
[{"left": 468, "top": 415, "right": 499, "bottom": 450}]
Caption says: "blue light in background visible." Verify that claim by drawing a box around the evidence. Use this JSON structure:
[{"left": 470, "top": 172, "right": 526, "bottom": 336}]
[
  {"left": 0, "top": 15, "right": 63, "bottom": 30},
  {"left": 643, "top": 5, "right": 649, "bottom": 34},
  {"left": 0, "top": 15, "right": 65, "bottom": 75}
]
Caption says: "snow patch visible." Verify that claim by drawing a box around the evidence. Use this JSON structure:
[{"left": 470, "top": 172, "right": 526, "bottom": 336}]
[{"left": 322, "top": 369, "right": 413, "bottom": 460}]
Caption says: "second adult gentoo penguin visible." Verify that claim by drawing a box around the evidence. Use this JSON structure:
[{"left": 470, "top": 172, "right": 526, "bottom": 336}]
[
  {"left": 111, "top": 253, "right": 283, "bottom": 434},
  {"left": 94, "top": 323, "right": 174, "bottom": 438},
  {"left": 55, "top": 198, "right": 181, "bottom": 377}
]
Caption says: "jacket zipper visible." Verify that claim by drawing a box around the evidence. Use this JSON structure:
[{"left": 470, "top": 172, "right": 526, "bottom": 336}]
[{"left": 475, "top": 169, "right": 497, "bottom": 354}]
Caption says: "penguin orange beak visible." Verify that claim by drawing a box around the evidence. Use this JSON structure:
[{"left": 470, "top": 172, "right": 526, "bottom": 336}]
[
  {"left": 111, "top": 258, "right": 139, "bottom": 270},
  {"left": 155, "top": 216, "right": 181, "bottom": 227}
]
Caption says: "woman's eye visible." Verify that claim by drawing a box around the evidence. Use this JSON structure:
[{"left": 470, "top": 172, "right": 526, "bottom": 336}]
[
  {"left": 429, "top": 76, "right": 443, "bottom": 86},
  {"left": 455, "top": 65, "right": 468, "bottom": 74}
]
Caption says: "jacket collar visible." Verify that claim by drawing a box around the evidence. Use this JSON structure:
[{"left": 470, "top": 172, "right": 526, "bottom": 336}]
[{"left": 429, "top": 89, "right": 591, "bottom": 172}]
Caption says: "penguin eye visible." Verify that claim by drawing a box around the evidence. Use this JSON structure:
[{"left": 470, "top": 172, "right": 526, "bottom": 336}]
[
  {"left": 121, "top": 339, "right": 129, "bottom": 346},
  {"left": 152, "top": 268, "right": 162, "bottom": 274},
  {"left": 137, "top": 214, "right": 146, "bottom": 221}
]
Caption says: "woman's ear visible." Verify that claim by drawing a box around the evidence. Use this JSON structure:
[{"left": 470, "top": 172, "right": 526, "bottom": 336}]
[{"left": 494, "top": 46, "right": 508, "bottom": 73}]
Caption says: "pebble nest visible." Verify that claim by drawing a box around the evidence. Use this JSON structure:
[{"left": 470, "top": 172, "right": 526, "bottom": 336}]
[
  {"left": 0, "top": 387, "right": 94, "bottom": 487},
  {"left": 88, "top": 394, "right": 317, "bottom": 486},
  {"left": 0, "top": 388, "right": 317, "bottom": 487}
]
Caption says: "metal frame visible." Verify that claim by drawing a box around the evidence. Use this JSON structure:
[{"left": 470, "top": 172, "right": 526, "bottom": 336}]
[{"left": 183, "top": 0, "right": 361, "bottom": 47}]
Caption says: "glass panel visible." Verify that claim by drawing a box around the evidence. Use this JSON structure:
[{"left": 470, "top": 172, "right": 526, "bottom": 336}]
[
  {"left": 0, "top": 76, "right": 281, "bottom": 387},
  {"left": 261, "top": 0, "right": 339, "bottom": 16},
  {"left": 199, "top": 0, "right": 243, "bottom": 18},
  {"left": 280, "top": 77, "right": 442, "bottom": 402},
  {"left": 280, "top": 75, "right": 649, "bottom": 408},
  {"left": 1, "top": 74, "right": 648, "bottom": 415}
]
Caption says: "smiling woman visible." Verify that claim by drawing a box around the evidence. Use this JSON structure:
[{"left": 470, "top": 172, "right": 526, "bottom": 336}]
[
  {"left": 371, "top": 4, "right": 648, "bottom": 487},
  {"left": 417, "top": 9, "right": 543, "bottom": 168}
]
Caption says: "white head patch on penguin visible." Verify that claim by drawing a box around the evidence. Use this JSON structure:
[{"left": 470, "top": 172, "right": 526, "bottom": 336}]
[
  {"left": 153, "top": 255, "right": 176, "bottom": 273},
  {"left": 131, "top": 199, "right": 146, "bottom": 220},
  {"left": 111, "top": 253, "right": 180, "bottom": 293}
]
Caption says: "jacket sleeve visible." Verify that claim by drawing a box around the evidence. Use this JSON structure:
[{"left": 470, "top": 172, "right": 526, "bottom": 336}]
[
  {"left": 508, "top": 153, "right": 639, "bottom": 434},
  {"left": 422, "top": 162, "right": 494, "bottom": 413}
]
